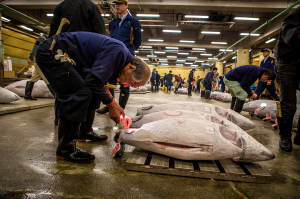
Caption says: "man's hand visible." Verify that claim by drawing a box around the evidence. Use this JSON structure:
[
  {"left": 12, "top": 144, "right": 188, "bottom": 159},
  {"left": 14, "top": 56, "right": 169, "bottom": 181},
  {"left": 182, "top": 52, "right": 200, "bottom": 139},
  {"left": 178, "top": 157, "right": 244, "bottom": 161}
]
[
  {"left": 154, "top": 80, "right": 156, "bottom": 82},
  {"left": 106, "top": 101, "right": 125, "bottom": 124},
  {"left": 27, "top": 59, "right": 33, "bottom": 65},
  {"left": 267, "top": 81, "right": 272, "bottom": 86},
  {"left": 250, "top": 94, "right": 257, "bottom": 99}
]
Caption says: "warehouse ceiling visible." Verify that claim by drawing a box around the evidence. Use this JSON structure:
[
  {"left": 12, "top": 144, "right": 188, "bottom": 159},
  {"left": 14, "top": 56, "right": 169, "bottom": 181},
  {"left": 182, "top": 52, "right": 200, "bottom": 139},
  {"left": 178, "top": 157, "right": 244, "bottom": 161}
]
[{"left": 1, "top": 0, "right": 299, "bottom": 68}]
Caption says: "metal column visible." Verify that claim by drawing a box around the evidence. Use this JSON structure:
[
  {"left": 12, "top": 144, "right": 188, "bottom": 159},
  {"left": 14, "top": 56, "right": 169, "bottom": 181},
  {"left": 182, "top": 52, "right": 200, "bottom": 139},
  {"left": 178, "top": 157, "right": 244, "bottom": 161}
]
[{"left": 0, "top": 9, "right": 3, "bottom": 87}]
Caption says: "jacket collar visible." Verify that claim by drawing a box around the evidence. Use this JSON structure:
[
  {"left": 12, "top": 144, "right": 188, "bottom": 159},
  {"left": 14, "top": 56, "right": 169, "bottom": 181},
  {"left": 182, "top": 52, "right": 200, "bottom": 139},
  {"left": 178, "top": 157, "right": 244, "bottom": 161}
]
[{"left": 114, "top": 13, "right": 132, "bottom": 22}]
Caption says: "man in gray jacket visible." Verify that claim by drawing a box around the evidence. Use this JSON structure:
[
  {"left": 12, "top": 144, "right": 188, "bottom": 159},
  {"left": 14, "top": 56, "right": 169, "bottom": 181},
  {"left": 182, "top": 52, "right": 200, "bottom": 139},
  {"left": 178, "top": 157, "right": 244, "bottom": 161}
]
[{"left": 25, "top": 26, "right": 55, "bottom": 100}]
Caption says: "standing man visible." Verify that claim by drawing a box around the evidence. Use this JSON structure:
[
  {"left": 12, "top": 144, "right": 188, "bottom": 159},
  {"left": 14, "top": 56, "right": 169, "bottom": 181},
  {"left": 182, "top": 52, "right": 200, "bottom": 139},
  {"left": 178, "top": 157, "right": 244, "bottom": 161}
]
[
  {"left": 25, "top": 26, "right": 55, "bottom": 100},
  {"left": 275, "top": 6, "right": 300, "bottom": 152},
  {"left": 155, "top": 71, "right": 160, "bottom": 92},
  {"left": 150, "top": 68, "right": 156, "bottom": 91},
  {"left": 97, "top": 0, "right": 142, "bottom": 113},
  {"left": 218, "top": 74, "right": 225, "bottom": 92},
  {"left": 178, "top": 74, "right": 183, "bottom": 88},
  {"left": 188, "top": 69, "right": 196, "bottom": 96},
  {"left": 165, "top": 70, "right": 173, "bottom": 92},
  {"left": 204, "top": 67, "right": 218, "bottom": 99},
  {"left": 196, "top": 75, "right": 201, "bottom": 93},
  {"left": 173, "top": 74, "right": 181, "bottom": 93},
  {"left": 255, "top": 49, "right": 279, "bottom": 101}
]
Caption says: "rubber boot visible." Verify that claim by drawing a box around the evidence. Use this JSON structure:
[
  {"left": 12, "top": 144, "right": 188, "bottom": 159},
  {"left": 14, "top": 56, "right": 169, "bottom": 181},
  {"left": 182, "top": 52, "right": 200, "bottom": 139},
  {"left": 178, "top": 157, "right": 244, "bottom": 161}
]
[
  {"left": 230, "top": 97, "right": 237, "bottom": 110},
  {"left": 274, "top": 96, "right": 280, "bottom": 101},
  {"left": 201, "top": 90, "right": 205, "bottom": 98},
  {"left": 188, "top": 89, "right": 192, "bottom": 96},
  {"left": 119, "top": 90, "right": 130, "bottom": 109},
  {"left": 77, "top": 110, "right": 108, "bottom": 142},
  {"left": 156, "top": 86, "right": 159, "bottom": 92},
  {"left": 96, "top": 90, "right": 114, "bottom": 114},
  {"left": 56, "top": 119, "right": 95, "bottom": 163},
  {"left": 47, "top": 84, "right": 56, "bottom": 97},
  {"left": 294, "top": 116, "right": 300, "bottom": 146},
  {"left": 54, "top": 96, "right": 60, "bottom": 125},
  {"left": 278, "top": 118, "right": 293, "bottom": 152},
  {"left": 151, "top": 86, "right": 154, "bottom": 92},
  {"left": 205, "top": 91, "right": 211, "bottom": 99},
  {"left": 24, "top": 81, "right": 37, "bottom": 100},
  {"left": 233, "top": 98, "right": 245, "bottom": 114}
]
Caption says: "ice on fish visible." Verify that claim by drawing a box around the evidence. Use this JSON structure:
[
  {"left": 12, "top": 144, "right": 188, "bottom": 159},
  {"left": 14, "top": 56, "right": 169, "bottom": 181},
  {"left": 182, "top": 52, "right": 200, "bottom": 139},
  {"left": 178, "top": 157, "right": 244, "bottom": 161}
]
[
  {"left": 118, "top": 119, "right": 275, "bottom": 162},
  {"left": 5, "top": 80, "right": 54, "bottom": 98},
  {"left": 136, "top": 102, "right": 255, "bottom": 130},
  {"left": 0, "top": 87, "right": 21, "bottom": 103}
]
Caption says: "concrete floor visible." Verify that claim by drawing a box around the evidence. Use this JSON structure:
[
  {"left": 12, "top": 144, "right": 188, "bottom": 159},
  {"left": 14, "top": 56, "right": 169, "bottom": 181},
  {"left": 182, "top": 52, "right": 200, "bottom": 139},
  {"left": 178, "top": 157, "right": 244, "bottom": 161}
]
[{"left": 0, "top": 91, "right": 299, "bottom": 199}]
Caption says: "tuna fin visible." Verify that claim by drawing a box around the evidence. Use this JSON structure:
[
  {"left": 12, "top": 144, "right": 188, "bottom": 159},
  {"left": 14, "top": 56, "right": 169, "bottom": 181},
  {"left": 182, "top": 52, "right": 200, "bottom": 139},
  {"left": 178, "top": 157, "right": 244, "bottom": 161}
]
[{"left": 112, "top": 140, "right": 125, "bottom": 158}]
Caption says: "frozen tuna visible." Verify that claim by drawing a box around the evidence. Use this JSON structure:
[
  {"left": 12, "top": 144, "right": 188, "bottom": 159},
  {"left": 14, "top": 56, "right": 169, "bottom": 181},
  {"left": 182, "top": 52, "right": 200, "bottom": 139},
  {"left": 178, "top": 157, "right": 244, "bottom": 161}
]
[
  {"left": 136, "top": 102, "right": 255, "bottom": 130},
  {"left": 5, "top": 80, "right": 54, "bottom": 98},
  {"left": 0, "top": 87, "right": 21, "bottom": 103},
  {"left": 116, "top": 119, "right": 275, "bottom": 162},
  {"left": 176, "top": 88, "right": 188, "bottom": 95},
  {"left": 243, "top": 100, "right": 276, "bottom": 115}
]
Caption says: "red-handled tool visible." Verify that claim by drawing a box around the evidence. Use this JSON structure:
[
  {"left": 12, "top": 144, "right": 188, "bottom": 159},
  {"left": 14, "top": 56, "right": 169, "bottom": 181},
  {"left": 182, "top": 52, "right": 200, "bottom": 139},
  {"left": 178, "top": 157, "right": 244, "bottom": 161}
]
[{"left": 121, "top": 115, "right": 132, "bottom": 130}]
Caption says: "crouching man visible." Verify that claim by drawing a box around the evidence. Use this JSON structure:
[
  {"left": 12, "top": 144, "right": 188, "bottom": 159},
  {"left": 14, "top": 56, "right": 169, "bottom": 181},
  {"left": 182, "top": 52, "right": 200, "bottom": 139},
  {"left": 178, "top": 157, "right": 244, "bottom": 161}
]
[
  {"left": 224, "top": 65, "right": 275, "bottom": 113},
  {"left": 36, "top": 32, "right": 150, "bottom": 163}
]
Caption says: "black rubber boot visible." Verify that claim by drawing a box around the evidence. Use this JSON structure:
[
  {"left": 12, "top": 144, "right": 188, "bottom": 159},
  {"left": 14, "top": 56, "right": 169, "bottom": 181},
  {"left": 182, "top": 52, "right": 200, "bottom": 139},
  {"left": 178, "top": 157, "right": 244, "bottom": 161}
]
[
  {"left": 205, "top": 91, "right": 211, "bottom": 99},
  {"left": 78, "top": 110, "right": 108, "bottom": 142},
  {"left": 278, "top": 118, "right": 293, "bottom": 152},
  {"left": 274, "top": 96, "right": 280, "bottom": 101},
  {"left": 151, "top": 86, "right": 154, "bottom": 92},
  {"left": 233, "top": 98, "right": 245, "bottom": 114},
  {"left": 54, "top": 96, "right": 60, "bottom": 125},
  {"left": 119, "top": 90, "right": 130, "bottom": 109},
  {"left": 188, "top": 89, "right": 192, "bottom": 96},
  {"left": 24, "top": 81, "right": 37, "bottom": 100},
  {"left": 47, "top": 84, "right": 56, "bottom": 97},
  {"left": 230, "top": 97, "right": 237, "bottom": 110},
  {"left": 156, "top": 86, "right": 159, "bottom": 92},
  {"left": 56, "top": 119, "right": 95, "bottom": 163},
  {"left": 294, "top": 116, "right": 300, "bottom": 146},
  {"left": 96, "top": 90, "right": 114, "bottom": 114},
  {"left": 201, "top": 90, "right": 205, "bottom": 98}
]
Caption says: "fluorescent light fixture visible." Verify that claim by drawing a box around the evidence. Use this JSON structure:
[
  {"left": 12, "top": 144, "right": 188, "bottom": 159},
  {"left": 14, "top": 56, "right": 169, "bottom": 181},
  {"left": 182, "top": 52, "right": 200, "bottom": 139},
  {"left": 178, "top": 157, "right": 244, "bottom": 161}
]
[
  {"left": 161, "top": 64, "right": 168, "bottom": 66},
  {"left": 265, "top": 38, "right": 276, "bottom": 43},
  {"left": 160, "top": 61, "right": 168, "bottom": 63},
  {"left": 137, "top": 14, "right": 160, "bottom": 17},
  {"left": 201, "top": 54, "right": 212, "bottom": 56},
  {"left": 141, "top": 29, "right": 144, "bottom": 32},
  {"left": 195, "top": 61, "right": 204, "bottom": 63},
  {"left": 192, "top": 48, "right": 205, "bottom": 51},
  {"left": 46, "top": 14, "right": 54, "bottom": 17},
  {"left": 191, "top": 65, "right": 198, "bottom": 67},
  {"left": 139, "top": 20, "right": 163, "bottom": 22},
  {"left": 219, "top": 49, "right": 233, "bottom": 52},
  {"left": 192, "top": 51, "right": 205, "bottom": 53},
  {"left": 20, "top": 25, "right": 33, "bottom": 31},
  {"left": 185, "top": 63, "right": 193, "bottom": 65},
  {"left": 176, "top": 64, "right": 183, "bottom": 66},
  {"left": 167, "top": 56, "right": 177, "bottom": 58},
  {"left": 1, "top": 17, "right": 10, "bottom": 22},
  {"left": 163, "top": 30, "right": 181, "bottom": 33},
  {"left": 135, "top": 51, "right": 139, "bottom": 53},
  {"left": 140, "top": 46, "right": 152, "bottom": 49},
  {"left": 177, "top": 60, "right": 186, "bottom": 62},
  {"left": 154, "top": 52, "right": 166, "bottom": 54},
  {"left": 180, "top": 40, "right": 195, "bottom": 43},
  {"left": 105, "top": 24, "right": 109, "bottom": 26},
  {"left": 147, "top": 55, "right": 157, "bottom": 57},
  {"left": 223, "top": 61, "right": 226, "bottom": 63},
  {"left": 201, "top": 63, "right": 210, "bottom": 65},
  {"left": 148, "top": 39, "right": 164, "bottom": 42},
  {"left": 240, "top": 33, "right": 260, "bottom": 36},
  {"left": 208, "top": 58, "right": 218, "bottom": 60},
  {"left": 177, "top": 53, "right": 189, "bottom": 55},
  {"left": 142, "top": 58, "right": 149, "bottom": 61},
  {"left": 166, "top": 47, "right": 179, "bottom": 50},
  {"left": 187, "top": 57, "right": 197, "bottom": 59},
  {"left": 152, "top": 63, "right": 159, "bottom": 65},
  {"left": 232, "top": 56, "right": 237, "bottom": 59},
  {"left": 101, "top": 14, "right": 110, "bottom": 17},
  {"left": 201, "top": 31, "right": 220, "bottom": 34},
  {"left": 235, "top": 17, "right": 259, "bottom": 21},
  {"left": 159, "top": 59, "right": 168, "bottom": 61},
  {"left": 211, "top": 42, "right": 227, "bottom": 45},
  {"left": 185, "top": 15, "right": 209, "bottom": 19}
]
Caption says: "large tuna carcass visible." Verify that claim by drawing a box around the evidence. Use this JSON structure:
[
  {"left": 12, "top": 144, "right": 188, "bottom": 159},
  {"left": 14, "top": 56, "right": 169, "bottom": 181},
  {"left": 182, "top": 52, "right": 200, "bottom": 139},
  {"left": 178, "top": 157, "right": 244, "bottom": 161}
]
[
  {"left": 176, "top": 88, "right": 188, "bottom": 95},
  {"left": 5, "top": 80, "right": 54, "bottom": 98},
  {"left": 145, "top": 84, "right": 151, "bottom": 90},
  {"left": 115, "top": 119, "right": 275, "bottom": 162},
  {"left": 136, "top": 86, "right": 148, "bottom": 92},
  {"left": 136, "top": 102, "right": 255, "bottom": 130},
  {"left": 0, "top": 87, "right": 21, "bottom": 103},
  {"left": 267, "top": 104, "right": 300, "bottom": 128},
  {"left": 243, "top": 100, "right": 277, "bottom": 118}
]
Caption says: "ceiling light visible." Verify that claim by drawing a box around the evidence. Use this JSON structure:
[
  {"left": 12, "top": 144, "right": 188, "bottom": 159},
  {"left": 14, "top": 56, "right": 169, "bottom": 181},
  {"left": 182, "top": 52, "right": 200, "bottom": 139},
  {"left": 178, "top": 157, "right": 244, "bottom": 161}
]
[
  {"left": 137, "top": 14, "right": 160, "bottom": 17},
  {"left": 195, "top": 61, "right": 204, "bottom": 63},
  {"left": 159, "top": 59, "right": 168, "bottom": 61},
  {"left": 191, "top": 51, "right": 205, "bottom": 53},
  {"left": 147, "top": 55, "right": 157, "bottom": 57},
  {"left": 234, "top": 17, "right": 259, "bottom": 21},
  {"left": 20, "top": 25, "right": 33, "bottom": 31},
  {"left": 161, "top": 64, "right": 168, "bottom": 66},
  {"left": 201, "top": 31, "right": 220, "bottom": 34},
  {"left": 211, "top": 42, "right": 227, "bottom": 45},
  {"left": 192, "top": 48, "right": 205, "bottom": 51},
  {"left": 265, "top": 38, "right": 276, "bottom": 43},
  {"left": 139, "top": 20, "right": 163, "bottom": 22},
  {"left": 140, "top": 46, "right": 152, "bottom": 49},
  {"left": 232, "top": 56, "right": 237, "bottom": 59},
  {"left": 176, "top": 64, "right": 183, "bottom": 66},
  {"left": 46, "top": 14, "right": 54, "bottom": 17},
  {"left": 180, "top": 40, "right": 195, "bottom": 43},
  {"left": 167, "top": 56, "right": 177, "bottom": 58},
  {"left": 154, "top": 52, "right": 166, "bottom": 54},
  {"left": 135, "top": 51, "right": 139, "bottom": 53},
  {"left": 141, "top": 29, "right": 144, "bottom": 32},
  {"left": 223, "top": 61, "right": 226, "bottom": 63},
  {"left": 101, "top": 14, "right": 110, "bottom": 17},
  {"left": 142, "top": 58, "right": 149, "bottom": 61},
  {"left": 177, "top": 53, "right": 189, "bottom": 55},
  {"left": 219, "top": 49, "right": 233, "bottom": 52},
  {"left": 166, "top": 47, "right": 179, "bottom": 49},
  {"left": 177, "top": 60, "right": 185, "bottom": 62},
  {"left": 152, "top": 63, "right": 159, "bottom": 65},
  {"left": 163, "top": 30, "right": 181, "bottom": 33},
  {"left": 191, "top": 65, "right": 198, "bottom": 67},
  {"left": 240, "top": 33, "right": 260, "bottom": 36},
  {"left": 208, "top": 58, "right": 218, "bottom": 60},
  {"left": 148, "top": 39, "right": 164, "bottom": 42},
  {"left": 1, "top": 17, "right": 10, "bottom": 22},
  {"left": 201, "top": 63, "right": 209, "bottom": 65},
  {"left": 201, "top": 54, "right": 212, "bottom": 56},
  {"left": 185, "top": 63, "right": 193, "bottom": 65},
  {"left": 185, "top": 15, "right": 209, "bottom": 19},
  {"left": 187, "top": 57, "right": 197, "bottom": 59}
]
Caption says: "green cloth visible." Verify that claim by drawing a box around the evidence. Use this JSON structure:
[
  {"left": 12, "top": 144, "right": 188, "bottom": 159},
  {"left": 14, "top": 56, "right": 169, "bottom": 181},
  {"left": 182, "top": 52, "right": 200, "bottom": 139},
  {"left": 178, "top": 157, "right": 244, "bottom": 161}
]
[{"left": 224, "top": 77, "right": 248, "bottom": 100}]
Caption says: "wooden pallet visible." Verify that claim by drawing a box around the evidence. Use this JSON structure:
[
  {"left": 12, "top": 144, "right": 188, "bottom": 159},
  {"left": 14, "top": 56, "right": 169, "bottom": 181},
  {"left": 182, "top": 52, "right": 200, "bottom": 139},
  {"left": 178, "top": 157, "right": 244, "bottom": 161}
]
[{"left": 125, "top": 148, "right": 272, "bottom": 183}]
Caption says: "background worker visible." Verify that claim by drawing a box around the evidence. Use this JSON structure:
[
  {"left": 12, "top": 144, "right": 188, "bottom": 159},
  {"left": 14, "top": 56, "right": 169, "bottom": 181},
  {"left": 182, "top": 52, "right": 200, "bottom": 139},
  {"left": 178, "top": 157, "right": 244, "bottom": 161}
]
[
  {"left": 49, "top": 0, "right": 106, "bottom": 126},
  {"left": 255, "top": 48, "right": 280, "bottom": 101},
  {"left": 212, "top": 72, "right": 219, "bottom": 91},
  {"left": 155, "top": 71, "right": 160, "bottom": 92},
  {"left": 178, "top": 74, "right": 183, "bottom": 88},
  {"left": 150, "top": 68, "right": 156, "bottom": 92},
  {"left": 224, "top": 65, "right": 275, "bottom": 113},
  {"left": 165, "top": 70, "right": 173, "bottom": 92},
  {"left": 25, "top": 26, "right": 55, "bottom": 101},
  {"left": 97, "top": 0, "right": 142, "bottom": 113},
  {"left": 199, "top": 78, "right": 205, "bottom": 98},
  {"left": 274, "top": 6, "right": 300, "bottom": 152},
  {"left": 173, "top": 74, "right": 181, "bottom": 93},
  {"left": 218, "top": 74, "right": 225, "bottom": 92},
  {"left": 196, "top": 76, "right": 201, "bottom": 93},
  {"left": 204, "top": 67, "right": 218, "bottom": 99},
  {"left": 36, "top": 32, "right": 150, "bottom": 163},
  {"left": 188, "top": 69, "right": 196, "bottom": 96}
]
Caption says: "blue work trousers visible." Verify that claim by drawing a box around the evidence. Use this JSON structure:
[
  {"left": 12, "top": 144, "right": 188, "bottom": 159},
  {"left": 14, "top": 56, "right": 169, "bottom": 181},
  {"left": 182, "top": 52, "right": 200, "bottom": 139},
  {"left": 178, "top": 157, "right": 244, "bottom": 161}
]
[{"left": 255, "top": 81, "right": 278, "bottom": 97}]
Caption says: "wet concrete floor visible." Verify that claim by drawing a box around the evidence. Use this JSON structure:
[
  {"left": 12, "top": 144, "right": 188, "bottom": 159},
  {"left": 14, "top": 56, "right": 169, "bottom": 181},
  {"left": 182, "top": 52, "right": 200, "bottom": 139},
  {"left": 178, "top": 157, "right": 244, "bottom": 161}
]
[{"left": 0, "top": 91, "right": 299, "bottom": 198}]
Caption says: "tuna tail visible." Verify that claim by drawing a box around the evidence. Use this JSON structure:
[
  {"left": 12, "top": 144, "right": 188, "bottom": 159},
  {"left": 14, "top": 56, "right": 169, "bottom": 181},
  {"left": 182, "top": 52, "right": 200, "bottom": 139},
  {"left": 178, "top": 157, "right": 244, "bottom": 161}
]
[{"left": 136, "top": 105, "right": 154, "bottom": 115}]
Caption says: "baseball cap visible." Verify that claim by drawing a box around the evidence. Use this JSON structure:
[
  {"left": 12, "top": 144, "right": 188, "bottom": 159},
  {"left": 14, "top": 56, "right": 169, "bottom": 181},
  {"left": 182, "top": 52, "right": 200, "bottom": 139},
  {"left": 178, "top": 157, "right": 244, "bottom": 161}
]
[
  {"left": 153, "top": 68, "right": 156, "bottom": 70},
  {"left": 192, "top": 68, "right": 196, "bottom": 71},
  {"left": 169, "top": 70, "right": 172, "bottom": 72},
  {"left": 112, "top": 0, "right": 128, "bottom": 3},
  {"left": 261, "top": 48, "right": 271, "bottom": 53}
]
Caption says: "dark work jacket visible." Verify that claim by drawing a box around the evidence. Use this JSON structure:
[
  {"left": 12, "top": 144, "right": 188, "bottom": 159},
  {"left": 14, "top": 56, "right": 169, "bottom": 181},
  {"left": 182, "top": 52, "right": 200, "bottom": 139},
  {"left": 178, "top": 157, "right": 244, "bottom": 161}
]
[
  {"left": 49, "top": 0, "right": 105, "bottom": 37},
  {"left": 156, "top": 73, "right": 161, "bottom": 82},
  {"left": 165, "top": 74, "right": 173, "bottom": 82},
  {"left": 29, "top": 34, "right": 47, "bottom": 63},
  {"left": 260, "top": 57, "right": 275, "bottom": 69},
  {"left": 197, "top": 79, "right": 201, "bottom": 87},
  {"left": 218, "top": 76, "right": 224, "bottom": 84},
  {"left": 188, "top": 70, "right": 194, "bottom": 82},
  {"left": 225, "top": 65, "right": 265, "bottom": 97},
  {"left": 275, "top": 7, "right": 300, "bottom": 60},
  {"left": 204, "top": 71, "right": 214, "bottom": 84},
  {"left": 150, "top": 71, "right": 156, "bottom": 81}
]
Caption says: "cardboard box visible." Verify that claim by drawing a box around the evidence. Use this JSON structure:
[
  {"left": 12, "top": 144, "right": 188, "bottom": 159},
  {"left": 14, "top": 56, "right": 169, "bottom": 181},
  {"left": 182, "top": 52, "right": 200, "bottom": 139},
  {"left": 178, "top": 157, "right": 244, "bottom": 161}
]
[{"left": 4, "top": 71, "right": 16, "bottom": 78}]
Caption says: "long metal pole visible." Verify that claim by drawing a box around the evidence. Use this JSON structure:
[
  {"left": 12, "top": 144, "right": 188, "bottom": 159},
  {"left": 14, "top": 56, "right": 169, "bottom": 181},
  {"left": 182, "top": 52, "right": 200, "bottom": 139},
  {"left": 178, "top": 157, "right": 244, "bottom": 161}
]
[{"left": 0, "top": 9, "right": 3, "bottom": 87}]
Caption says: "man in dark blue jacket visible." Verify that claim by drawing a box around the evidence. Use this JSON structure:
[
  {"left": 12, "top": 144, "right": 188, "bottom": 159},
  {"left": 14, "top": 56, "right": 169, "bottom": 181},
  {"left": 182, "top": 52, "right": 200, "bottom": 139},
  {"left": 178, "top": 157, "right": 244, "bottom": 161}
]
[
  {"left": 218, "top": 75, "right": 225, "bottom": 92},
  {"left": 188, "top": 69, "right": 196, "bottom": 96},
  {"left": 155, "top": 71, "right": 160, "bottom": 92},
  {"left": 255, "top": 48, "right": 279, "bottom": 101},
  {"left": 150, "top": 68, "right": 156, "bottom": 91},
  {"left": 275, "top": 6, "right": 300, "bottom": 152},
  {"left": 36, "top": 32, "right": 150, "bottom": 163},
  {"left": 97, "top": 0, "right": 142, "bottom": 114},
  {"left": 224, "top": 65, "right": 275, "bottom": 113},
  {"left": 204, "top": 67, "right": 218, "bottom": 99},
  {"left": 165, "top": 71, "right": 173, "bottom": 92}
]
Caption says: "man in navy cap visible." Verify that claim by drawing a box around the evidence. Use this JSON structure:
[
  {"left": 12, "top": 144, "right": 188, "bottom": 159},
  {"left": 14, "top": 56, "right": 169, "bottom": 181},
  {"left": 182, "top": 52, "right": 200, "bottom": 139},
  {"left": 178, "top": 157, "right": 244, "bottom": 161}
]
[
  {"left": 188, "top": 68, "right": 196, "bottom": 96},
  {"left": 204, "top": 67, "right": 218, "bottom": 99}
]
